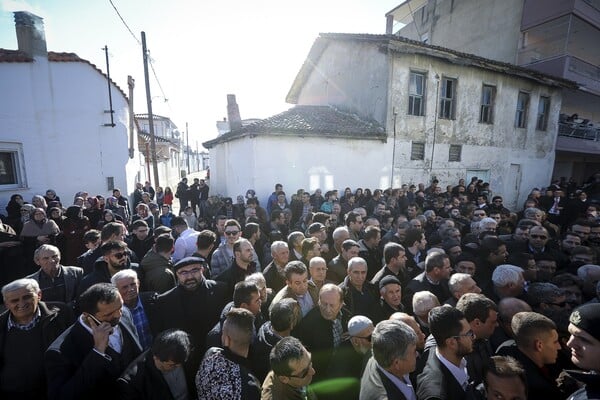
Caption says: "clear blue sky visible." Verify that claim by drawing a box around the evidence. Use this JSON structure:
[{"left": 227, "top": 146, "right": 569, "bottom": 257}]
[{"left": 1, "top": 0, "right": 402, "bottom": 148}]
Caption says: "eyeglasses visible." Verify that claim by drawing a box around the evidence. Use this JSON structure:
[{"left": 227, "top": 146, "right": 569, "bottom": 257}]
[
  {"left": 352, "top": 334, "right": 372, "bottom": 342},
  {"left": 111, "top": 252, "right": 128, "bottom": 259},
  {"left": 286, "top": 361, "right": 313, "bottom": 379},
  {"left": 225, "top": 231, "right": 240, "bottom": 236},
  {"left": 176, "top": 267, "right": 202, "bottom": 276},
  {"left": 530, "top": 235, "right": 548, "bottom": 239},
  {"left": 453, "top": 330, "right": 475, "bottom": 339}
]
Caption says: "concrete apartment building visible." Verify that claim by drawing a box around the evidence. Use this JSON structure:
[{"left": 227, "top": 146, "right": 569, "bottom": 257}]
[{"left": 387, "top": 0, "right": 600, "bottom": 184}]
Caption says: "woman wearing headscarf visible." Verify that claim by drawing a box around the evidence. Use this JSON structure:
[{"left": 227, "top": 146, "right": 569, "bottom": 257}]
[
  {"left": 20, "top": 207, "right": 60, "bottom": 275},
  {"left": 43, "top": 189, "right": 62, "bottom": 207},
  {"left": 83, "top": 197, "right": 103, "bottom": 228},
  {"left": 4, "top": 194, "right": 25, "bottom": 231},
  {"left": 31, "top": 195, "right": 48, "bottom": 212},
  {"left": 48, "top": 207, "right": 66, "bottom": 231},
  {"left": 61, "top": 205, "right": 90, "bottom": 265}
]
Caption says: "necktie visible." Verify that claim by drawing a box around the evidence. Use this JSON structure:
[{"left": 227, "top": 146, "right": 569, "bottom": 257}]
[{"left": 332, "top": 318, "right": 342, "bottom": 348}]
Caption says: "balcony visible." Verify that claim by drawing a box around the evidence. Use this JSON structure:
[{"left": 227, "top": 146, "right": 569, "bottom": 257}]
[
  {"left": 522, "top": 0, "right": 600, "bottom": 31},
  {"left": 556, "top": 120, "right": 600, "bottom": 154},
  {"left": 559, "top": 121, "right": 600, "bottom": 140}
]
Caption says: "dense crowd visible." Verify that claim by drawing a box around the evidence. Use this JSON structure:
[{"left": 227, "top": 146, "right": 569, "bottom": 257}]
[{"left": 1, "top": 173, "right": 600, "bottom": 400}]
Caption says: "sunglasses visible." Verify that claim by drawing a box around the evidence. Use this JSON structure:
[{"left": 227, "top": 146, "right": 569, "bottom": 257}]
[
  {"left": 225, "top": 231, "right": 240, "bottom": 236},
  {"left": 112, "top": 252, "right": 128, "bottom": 259}
]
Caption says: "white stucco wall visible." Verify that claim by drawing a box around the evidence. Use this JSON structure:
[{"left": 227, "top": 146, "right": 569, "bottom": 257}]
[
  {"left": 0, "top": 56, "right": 140, "bottom": 209},
  {"left": 209, "top": 135, "right": 391, "bottom": 205}
]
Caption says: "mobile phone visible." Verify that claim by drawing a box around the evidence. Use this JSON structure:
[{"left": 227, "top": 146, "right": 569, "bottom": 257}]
[{"left": 86, "top": 313, "right": 103, "bottom": 326}]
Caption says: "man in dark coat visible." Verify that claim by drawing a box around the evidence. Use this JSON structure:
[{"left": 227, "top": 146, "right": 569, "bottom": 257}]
[
  {"left": 0, "top": 278, "right": 73, "bottom": 399},
  {"left": 417, "top": 306, "right": 476, "bottom": 400},
  {"left": 118, "top": 329, "right": 193, "bottom": 400},
  {"left": 565, "top": 303, "right": 600, "bottom": 400},
  {"left": 45, "top": 283, "right": 143, "bottom": 400},
  {"left": 403, "top": 251, "right": 452, "bottom": 314},
  {"left": 292, "top": 284, "right": 352, "bottom": 383},
  {"left": 360, "top": 319, "right": 418, "bottom": 400},
  {"left": 496, "top": 311, "right": 566, "bottom": 400},
  {"left": 78, "top": 240, "right": 132, "bottom": 296},
  {"left": 150, "top": 257, "right": 228, "bottom": 393},
  {"left": 26, "top": 244, "right": 83, "bottom": 307}
]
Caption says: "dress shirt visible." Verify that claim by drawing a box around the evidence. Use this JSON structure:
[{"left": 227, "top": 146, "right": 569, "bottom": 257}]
[
  {"left": 435, "top": 348, "right": 469, "bottom": 390},
  {"left": 378, "top": 365, "right": 417, "bottom": 400}
]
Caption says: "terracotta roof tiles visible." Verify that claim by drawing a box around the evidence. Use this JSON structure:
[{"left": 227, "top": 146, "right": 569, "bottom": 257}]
[{"left": 203, "top": 105, "right": 386, "bottom": 148}]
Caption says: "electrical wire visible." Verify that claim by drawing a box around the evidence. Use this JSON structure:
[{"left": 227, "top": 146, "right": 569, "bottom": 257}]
[
  {"left": 108, "top": 0, "right": 170, "bottom": 108},
  {"left": 108, "top": 0, "right": 141, "bottom": 46}
]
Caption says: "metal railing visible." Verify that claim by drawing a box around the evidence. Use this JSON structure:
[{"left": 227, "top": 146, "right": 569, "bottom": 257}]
[{"left": 558, "top": 121, "right": 600, "bottom": 141}]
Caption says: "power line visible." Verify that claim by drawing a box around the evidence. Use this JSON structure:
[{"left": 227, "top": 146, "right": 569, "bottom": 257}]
[
  {"left": 108, "top": 0, "right": 141, "bottom": 46},
  {"left": 149, "top": 56, "right": 170, "bottom": 108},
  {"left": 107, "top": 0, "right": 170, "bottom": 110}
]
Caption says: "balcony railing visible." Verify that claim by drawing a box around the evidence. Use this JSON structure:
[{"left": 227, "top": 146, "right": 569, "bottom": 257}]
[{"left": 558, "top": 121, "right": 600, "bottom": 141}]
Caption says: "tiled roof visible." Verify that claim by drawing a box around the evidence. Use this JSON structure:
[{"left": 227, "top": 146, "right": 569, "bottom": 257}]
[
  {"left": 203, "top": 105, "right": 386, "bottom": 148},
  {"left": 0, "top": 49, "right": 127, "bottom": 100},
  {"left": 138, "top": 131, "right": 175, "bottom": 144},
  {"left": 0, "top": 49, "right": 32, "bottom": 62}
]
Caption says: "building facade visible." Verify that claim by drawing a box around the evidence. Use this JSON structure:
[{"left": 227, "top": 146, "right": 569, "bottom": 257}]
[
  {"left": 0, "top": 11, "right": 140, "bottom": 209},
  {"left": 205, "top": 33, "right": 574, "bottom": 210},
  {"left": 387, "top": 0, "right": 600, "bottom": 184}
]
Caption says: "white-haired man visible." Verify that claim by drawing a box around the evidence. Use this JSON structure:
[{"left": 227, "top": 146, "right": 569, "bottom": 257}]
[
  {"left": 0, "top": 278, "right": 72, "bottom": 398},
  {"left": 491, "top": 264, "right": 525, "bottom": 302},
  {"left": 412, "top": 290, "right": 440, "bottom": 337},
  {"left": 446, "top": 273, "right": 482, "bottom": 307},
  {"left": 111, "top": 269, "right": 157, "bottom": 350},
  {"left": 262, "top": 241, "right": 289, "bottom": 293}
]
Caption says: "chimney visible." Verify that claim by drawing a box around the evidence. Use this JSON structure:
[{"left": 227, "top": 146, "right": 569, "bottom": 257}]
[
  {"left": 226, "top": 94, "right": 242, "bottom": 131},
  {"left": 14, "top": 11, "right": 47, "bottom": 58}
]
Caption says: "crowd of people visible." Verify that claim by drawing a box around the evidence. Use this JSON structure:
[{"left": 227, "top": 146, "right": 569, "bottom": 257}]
[{"left": 1, "top": 174, "right": 600, "bottom": 400}]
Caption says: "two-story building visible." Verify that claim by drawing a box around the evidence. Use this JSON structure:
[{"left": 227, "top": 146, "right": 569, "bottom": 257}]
[
  {"left": 204, "top": 33, "right": 576, "bottom": 209},
  {"left": 387, "top": 0, "right": 600, "bottom": 185}
]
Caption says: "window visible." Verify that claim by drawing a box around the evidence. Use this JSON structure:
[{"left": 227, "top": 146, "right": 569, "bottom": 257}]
[
  {"left": 480, "top": 85, "right": 495, "bottom": 124},
  {"left": 0, "top": 143, "right": 27, "bottom": 189},
  {"left": 449, "top": 145, "right": 462, "bottom": 162},
  {"left": 439, "top": 77, "right": 456, "bottom": 119},
  {"left": 408, "top": 72, "right": 426, "bottom": 116},
  {"left": 411, "top": 142, "right": 425, "bottom": 160},
  {"left": 515, "top": 92, "right": 529, "bottom": 128},
  {"left": 536, "top": 96, "right": 550, "bottom": 131}
]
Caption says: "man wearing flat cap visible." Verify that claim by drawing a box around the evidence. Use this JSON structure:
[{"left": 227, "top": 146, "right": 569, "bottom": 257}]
[
  {"left": 151, "top": 256, "right": 228, "bottom": 396},
  {"left": 566, "top": 303, "right": 600, "bottom": 399},
  {"left": 377, "top": 275, "right": 404, "bottom": 321}
]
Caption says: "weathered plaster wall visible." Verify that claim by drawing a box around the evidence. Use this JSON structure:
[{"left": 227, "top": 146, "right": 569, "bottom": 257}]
[{"left": 295, "top": 40, "right": 390, "bottom": 126}]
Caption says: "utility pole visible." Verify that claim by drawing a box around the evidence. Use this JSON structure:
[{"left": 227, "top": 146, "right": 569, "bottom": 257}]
[
  {"left": 102, "top": 46, "right": 115, "bottom": 127},
  {"left": 186, "top": 122, "right": 190, "bottom": 174},
  {"left": 142, "top": 31, "right": 159, "bottom": 187}
]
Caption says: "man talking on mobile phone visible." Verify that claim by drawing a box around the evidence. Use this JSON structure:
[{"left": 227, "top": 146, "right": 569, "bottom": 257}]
[{"left": 45, "top": 283, "right": 142, "bottom": 400}]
